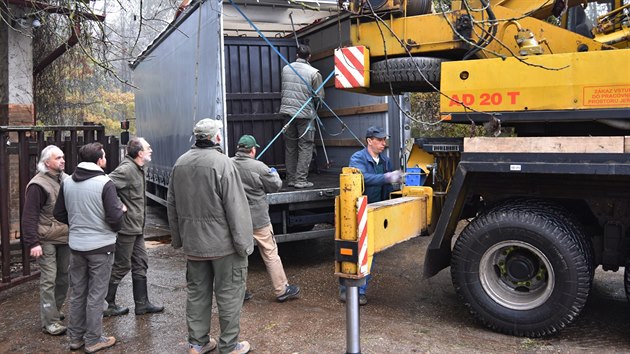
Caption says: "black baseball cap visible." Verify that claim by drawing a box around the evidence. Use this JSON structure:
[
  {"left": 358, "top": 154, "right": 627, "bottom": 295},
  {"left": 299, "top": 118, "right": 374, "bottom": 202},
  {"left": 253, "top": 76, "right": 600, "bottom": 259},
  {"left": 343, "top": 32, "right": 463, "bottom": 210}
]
[{"left": 366, "top": 126, "right": 388, "bottom": 139}]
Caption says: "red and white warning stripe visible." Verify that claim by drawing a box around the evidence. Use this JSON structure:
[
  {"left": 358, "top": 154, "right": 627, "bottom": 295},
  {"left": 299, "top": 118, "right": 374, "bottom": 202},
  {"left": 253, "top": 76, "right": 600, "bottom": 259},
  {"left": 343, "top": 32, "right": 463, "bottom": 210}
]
[
  {"left": 357, "top": 196, "right": 369, "bottom": 275},
  {"left": 335, "top": 46, "right": 368, "bottom": 89}
]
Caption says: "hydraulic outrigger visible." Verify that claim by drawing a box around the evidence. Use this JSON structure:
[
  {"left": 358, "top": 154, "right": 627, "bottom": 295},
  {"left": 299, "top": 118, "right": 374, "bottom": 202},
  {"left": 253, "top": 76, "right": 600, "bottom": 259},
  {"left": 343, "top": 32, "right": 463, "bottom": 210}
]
[{"left": 334, "top": 167, "right": 432, "bottom": 353}]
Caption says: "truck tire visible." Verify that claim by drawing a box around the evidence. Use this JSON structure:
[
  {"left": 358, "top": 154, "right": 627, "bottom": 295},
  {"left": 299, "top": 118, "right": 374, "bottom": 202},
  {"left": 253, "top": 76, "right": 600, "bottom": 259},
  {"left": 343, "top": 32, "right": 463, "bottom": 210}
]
[
  {"left": 407, "top": 0, "right": 432, "bottom": 16},
  {"left": 451, "top": 200, "right": 592, "bottom": 337},
  {"left": 370, "top": 57, "right": 446, "bottom": 93}
]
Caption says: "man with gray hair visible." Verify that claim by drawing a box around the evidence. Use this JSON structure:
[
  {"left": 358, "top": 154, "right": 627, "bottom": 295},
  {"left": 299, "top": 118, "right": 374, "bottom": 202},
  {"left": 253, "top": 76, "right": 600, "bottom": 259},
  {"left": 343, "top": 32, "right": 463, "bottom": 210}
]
[
  {"left": 22, "top": 145, "right": 70, "bottom": 336},
  {"left": 168, "top": 118, "right": 253, "bottom": 354},
  {"left": 104, "top": 137, "right": 163, "bottom": 317}
]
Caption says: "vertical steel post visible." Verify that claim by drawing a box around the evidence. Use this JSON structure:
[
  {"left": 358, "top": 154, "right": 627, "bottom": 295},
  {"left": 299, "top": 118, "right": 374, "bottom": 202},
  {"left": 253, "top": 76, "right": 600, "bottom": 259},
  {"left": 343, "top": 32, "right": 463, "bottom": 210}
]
[
  {"left": 338, "top": 167, "right": 365, "bottom": 354},
  {"left": 343, "top": 278, "right": 366, "bottom": 354},
  {"left": 0, "top": 130, "right": 10, "bottom": 284},
  {"left": 17, "top": 131, "right": 31, "bottom": 275}
]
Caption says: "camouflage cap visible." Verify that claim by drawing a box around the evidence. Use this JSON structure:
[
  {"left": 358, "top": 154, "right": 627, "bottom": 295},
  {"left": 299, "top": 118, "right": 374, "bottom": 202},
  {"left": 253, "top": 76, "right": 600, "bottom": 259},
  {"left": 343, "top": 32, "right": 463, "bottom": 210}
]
[{"left": 193, "top": 119, "right": 223, "bottom": 140}]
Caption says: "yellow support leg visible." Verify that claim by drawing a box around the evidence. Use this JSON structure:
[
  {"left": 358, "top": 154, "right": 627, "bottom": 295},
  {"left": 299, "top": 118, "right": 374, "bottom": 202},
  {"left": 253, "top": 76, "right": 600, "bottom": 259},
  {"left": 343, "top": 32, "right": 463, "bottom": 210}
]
[
  {"left": 336, "top": 167, "right": 430, "bottom": 278},
  {"left": 367, "top": 197, "right": 428, "bottom": 259},
  {"left": 336, "top": 167, "right": 363, "bottom": 277}
]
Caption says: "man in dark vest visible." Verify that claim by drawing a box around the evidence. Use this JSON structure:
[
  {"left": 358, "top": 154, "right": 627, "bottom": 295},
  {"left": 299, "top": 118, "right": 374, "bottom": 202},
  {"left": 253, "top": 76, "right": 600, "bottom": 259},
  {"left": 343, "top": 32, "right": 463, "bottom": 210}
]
[
  {"left": 54, "top": 142, "right": 126, "bottom": 353},
  {"left": 279, "top": 44, "right": 324, "bottom": 189},
  {"left": 22, "top": 145, "right": 70, "bottom": 336}
]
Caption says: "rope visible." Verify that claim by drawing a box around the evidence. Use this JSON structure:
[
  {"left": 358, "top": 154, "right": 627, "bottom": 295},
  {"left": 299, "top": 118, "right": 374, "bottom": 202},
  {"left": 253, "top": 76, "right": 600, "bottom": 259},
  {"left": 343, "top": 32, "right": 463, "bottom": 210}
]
[
  {"left": 256, "top": 71, "right": 333, "bottom": 160},
  {"left": 227, "top": 0, "right": 365, "bottom": 156}
]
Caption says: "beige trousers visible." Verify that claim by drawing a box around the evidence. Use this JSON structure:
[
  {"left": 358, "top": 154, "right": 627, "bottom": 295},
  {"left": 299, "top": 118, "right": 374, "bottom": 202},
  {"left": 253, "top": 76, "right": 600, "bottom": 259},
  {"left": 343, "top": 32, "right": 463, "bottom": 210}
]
[{"left": 254, "top": 224, "right": 288, "bottom": 297}]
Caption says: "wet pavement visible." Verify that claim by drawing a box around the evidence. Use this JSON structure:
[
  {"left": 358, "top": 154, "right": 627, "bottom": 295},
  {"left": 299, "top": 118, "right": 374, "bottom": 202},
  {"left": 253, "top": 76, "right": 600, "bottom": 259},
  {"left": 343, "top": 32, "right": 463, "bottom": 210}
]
[{"left": 2, "top": 206, "right": 630, "bottom": 353}]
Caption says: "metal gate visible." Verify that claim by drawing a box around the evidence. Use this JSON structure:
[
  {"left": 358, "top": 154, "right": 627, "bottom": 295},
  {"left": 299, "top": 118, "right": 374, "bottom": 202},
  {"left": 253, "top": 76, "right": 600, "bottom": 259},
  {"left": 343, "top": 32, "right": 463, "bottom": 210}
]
[{"left": 0, "top": 125, "right": 120, "bottom": 291}]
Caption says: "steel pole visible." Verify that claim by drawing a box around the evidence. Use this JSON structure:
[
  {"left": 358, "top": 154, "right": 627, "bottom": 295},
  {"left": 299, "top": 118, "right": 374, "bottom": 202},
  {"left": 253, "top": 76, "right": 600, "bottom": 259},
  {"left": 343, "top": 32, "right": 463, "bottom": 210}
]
[{"left": 343, "top": 278, "right": 365, "bottom": 354}]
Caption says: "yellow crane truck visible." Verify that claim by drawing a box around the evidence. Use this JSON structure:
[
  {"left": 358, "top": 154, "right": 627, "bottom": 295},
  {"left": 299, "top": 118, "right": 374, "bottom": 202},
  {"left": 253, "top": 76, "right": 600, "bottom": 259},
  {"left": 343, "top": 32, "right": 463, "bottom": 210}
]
[{"left": 334, "top": 0, "right": 630, "bottom": 337}]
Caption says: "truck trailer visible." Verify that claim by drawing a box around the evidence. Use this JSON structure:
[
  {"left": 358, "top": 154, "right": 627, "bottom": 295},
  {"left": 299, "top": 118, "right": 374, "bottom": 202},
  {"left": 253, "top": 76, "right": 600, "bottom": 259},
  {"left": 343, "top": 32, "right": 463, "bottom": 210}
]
[{"left": 130, "top": 0, "right": 410, "bottom": 242}]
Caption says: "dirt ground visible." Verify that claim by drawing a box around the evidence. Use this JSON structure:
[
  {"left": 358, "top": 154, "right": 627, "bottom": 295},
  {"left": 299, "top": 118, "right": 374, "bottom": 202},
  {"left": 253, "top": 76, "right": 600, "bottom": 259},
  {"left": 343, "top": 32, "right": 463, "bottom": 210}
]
[{"left": 2, "top": 207, "right": 630, "bottom": 353}]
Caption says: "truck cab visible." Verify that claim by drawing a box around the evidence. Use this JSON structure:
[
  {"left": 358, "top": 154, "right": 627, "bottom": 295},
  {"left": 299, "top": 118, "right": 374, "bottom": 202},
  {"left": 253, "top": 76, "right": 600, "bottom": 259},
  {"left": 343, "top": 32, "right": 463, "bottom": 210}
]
[{"left": 335, "top": 0, "right": 630, "bottom": 337}]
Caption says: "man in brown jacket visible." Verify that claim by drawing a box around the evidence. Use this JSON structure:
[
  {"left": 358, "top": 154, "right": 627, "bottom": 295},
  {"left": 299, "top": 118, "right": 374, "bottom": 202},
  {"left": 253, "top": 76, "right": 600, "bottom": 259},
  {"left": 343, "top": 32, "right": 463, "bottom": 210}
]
[
  {"left": 167, "top": 118, "right": 253, "bottom": 354},
  {"left": 231, "top": 135, "right": 300, "bottom": 302},
  {"left": 22, "top": 145, "right": 70, "bottom": 336},
  {"left": 104, "top": 137, "right": 163, "bottom": 317}
]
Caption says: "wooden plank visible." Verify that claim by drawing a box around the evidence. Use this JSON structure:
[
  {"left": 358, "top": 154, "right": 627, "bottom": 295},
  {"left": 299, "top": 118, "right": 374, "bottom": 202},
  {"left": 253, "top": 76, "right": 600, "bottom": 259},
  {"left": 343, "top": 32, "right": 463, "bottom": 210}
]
[
  {"left": 311, "top": 48, "right": 335, "bottom": 63},
  {"left": 311, "top": 41, "right": 352, "bottom": 62},
  {"left": 464, "top": 136, "right": 625, "bottom": 153},
  {"left": 318, "top": 103, "right": 389, "bottom": 118}
]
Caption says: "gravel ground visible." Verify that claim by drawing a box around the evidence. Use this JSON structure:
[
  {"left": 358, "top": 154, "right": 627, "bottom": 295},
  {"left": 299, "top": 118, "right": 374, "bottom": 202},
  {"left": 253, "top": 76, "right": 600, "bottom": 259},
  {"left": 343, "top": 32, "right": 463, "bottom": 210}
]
[{"left": 1, "top": 208, "right": 630, "bottom": 353}]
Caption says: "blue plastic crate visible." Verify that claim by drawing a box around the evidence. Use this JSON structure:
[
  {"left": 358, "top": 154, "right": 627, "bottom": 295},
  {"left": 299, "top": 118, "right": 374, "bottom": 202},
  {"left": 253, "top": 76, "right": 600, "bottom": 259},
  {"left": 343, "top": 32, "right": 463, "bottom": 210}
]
[{"left": 405, "top": 167, "right": 426, "bottom": 186}]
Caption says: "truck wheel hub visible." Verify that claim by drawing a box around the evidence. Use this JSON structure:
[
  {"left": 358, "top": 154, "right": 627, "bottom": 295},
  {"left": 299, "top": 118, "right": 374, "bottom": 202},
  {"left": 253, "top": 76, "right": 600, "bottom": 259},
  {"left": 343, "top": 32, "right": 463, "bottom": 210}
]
[{"left": 506, "top": 250, "right": 539, "bottom": 282}]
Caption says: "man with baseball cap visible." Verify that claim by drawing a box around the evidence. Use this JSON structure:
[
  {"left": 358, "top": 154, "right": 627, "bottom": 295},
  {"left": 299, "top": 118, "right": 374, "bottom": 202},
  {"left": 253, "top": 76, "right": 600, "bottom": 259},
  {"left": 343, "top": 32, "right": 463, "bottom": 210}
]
[
  {"left": 231, "top": 135, "right": 301, "bottom": 302},
  {"left": 168, "top": 118, "right": 253, "bottom": 354},
  {"left": 339, "top": 125, "right": 402, "bottom": 305}
]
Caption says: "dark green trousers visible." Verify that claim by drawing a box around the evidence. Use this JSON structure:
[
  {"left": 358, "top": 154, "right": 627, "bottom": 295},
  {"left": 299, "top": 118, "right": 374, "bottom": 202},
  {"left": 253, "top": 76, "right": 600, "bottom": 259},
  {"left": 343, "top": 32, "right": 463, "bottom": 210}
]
[
  {"left": 285, "top": 118, "right": 315, "bottom": 184},
  {"left": 186, "top": 253, "right": 248, "bottom": 354},
  {"left": 39, "top": 243, "right": 70, "bottom": 328}
]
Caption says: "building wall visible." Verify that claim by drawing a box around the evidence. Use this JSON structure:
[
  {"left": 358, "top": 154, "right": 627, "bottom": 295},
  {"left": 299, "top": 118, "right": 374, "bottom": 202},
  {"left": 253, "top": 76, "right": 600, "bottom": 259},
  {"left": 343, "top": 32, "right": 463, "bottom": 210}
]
[
  {"left": 0, "top": 5, "right": 35, "bottom": 240},
  {"left": 1, "top": 5, "right": 34, "bottom": 126}
]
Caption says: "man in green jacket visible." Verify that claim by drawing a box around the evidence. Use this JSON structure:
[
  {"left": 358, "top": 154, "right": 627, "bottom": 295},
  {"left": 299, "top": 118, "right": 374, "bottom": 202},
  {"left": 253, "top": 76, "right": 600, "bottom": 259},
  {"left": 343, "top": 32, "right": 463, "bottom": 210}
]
[
  {"left": 231, "top": 135, "right": 300, "bottom": 302},
  {"left": 104, "top": 137, "right": 164, "bottom": 317},
  {"left": 167, "top": 119, "right": 253, "bottom": 354}
]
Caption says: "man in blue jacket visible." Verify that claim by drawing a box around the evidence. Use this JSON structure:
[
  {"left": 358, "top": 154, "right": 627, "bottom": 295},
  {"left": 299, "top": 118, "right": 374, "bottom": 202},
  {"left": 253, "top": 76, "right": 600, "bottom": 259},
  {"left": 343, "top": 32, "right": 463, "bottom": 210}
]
[
  {"left": 350, "top": 126, "right": 401, "bottom": 203},
  {"left": 339, "top": 126, "right": 401, "bottom": 305}
]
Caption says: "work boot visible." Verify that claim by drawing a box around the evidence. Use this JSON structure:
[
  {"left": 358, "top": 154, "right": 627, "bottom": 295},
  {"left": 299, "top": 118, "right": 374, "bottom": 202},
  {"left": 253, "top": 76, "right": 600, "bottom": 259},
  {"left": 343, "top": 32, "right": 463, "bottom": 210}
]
[
  {"left": 132, "top": 278, "right": 164, "bottom": 315},
  {"left": 103, "top": 282, "right": 129, "bottom": 317},
  {"left": 188, "top": 338, "right": 217, "bottom": 354},
  {"left": 359, "top": 294, "right": 368, "bottom": 306},
  {"left": 294, "top": 181, "right": 313, "bottom": 189},
  {"left": 42, "top": 322, "right": 66, "bottom": 336},
  {"left": 69, "top": 338, "right": 84, "bottom": 350},
  {"left": 84, "top": 336, "right": 116, "bottom": 353},
  {"left": 244, "top": 290, "right": 253, "bottom": 301}
]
